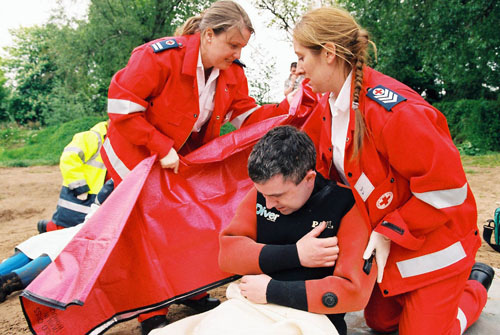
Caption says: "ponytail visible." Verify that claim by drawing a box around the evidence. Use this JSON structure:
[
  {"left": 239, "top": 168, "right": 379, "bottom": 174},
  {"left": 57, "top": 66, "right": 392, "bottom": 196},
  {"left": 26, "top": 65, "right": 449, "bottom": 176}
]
[
  {"left": 175, "top": 1, "right": 254, "bottom": 36},
  {"left": 175, "top": 16, "right": 202, "bottom": 36}
]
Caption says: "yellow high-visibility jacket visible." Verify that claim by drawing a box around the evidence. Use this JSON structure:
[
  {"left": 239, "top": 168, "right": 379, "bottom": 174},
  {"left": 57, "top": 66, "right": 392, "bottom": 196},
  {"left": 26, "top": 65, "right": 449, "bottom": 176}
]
[{"left": 60, "top": 121, "right": 108, "bottom": 196}]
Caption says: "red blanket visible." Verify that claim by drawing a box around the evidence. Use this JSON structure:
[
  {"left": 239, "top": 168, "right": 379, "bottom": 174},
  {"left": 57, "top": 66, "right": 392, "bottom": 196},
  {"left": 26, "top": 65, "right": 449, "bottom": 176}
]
[{"left": 20, "top": 87, "right": 319, "bottom": 335}]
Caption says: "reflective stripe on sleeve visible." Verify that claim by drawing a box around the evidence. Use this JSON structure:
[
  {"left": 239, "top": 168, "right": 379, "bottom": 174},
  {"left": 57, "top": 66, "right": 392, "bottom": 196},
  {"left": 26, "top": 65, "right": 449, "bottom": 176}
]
[
  {"left": 57, "top": 199, "right": 91, "bottom": 214},
  {"left": 108, "top": 98, "right": 147, "bottom": 115},
  {"left": 84, "top": 130, "right": 106, "bottom": 170},
  {"left": 68, "top": 179, "right": 87, "bottom": 190},
  {"left": 86, "top": 160, "right": 106, "bottom": 169},
  {"left": 396, "top": 241, "right": 466, "bottom": 278},
  {"left": 229, "top": 106, "right": 260, "bottom": 129},
  {"left": 457, "top": 308, "right": 467, "bottom": 334},
  {"left": 412, "top": 183, "right": 468, "bottom": 209},
  {"left": 63, "top": 147, "right": 85, "bottom": 161},
  {"left": 103, "top": 138, "right": 130, "bottom": 180}
]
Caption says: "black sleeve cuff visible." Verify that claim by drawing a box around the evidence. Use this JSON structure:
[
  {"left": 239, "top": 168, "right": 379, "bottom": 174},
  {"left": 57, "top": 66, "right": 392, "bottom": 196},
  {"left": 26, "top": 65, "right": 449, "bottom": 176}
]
[
  {"left": 73, "top": 184, "right": 90, "bottom": 196},
  {"left": 266, "top": 279, "right": 307, "bottom": 311},
  {"left": 259, "top": 244, "right": 301, "bottom": 274}
]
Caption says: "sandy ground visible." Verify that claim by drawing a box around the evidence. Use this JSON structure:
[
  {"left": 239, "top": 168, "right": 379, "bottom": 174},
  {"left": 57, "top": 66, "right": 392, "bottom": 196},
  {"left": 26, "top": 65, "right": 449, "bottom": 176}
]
[{"left": 0, "top": 163, "right": 499, "bottom": 335}]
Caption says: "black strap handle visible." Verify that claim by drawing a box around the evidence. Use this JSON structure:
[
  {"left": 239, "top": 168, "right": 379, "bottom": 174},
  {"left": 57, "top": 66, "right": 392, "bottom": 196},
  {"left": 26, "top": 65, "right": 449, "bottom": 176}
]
[{"left": 483, "top": 219, "right": 500, "bottom": 252}]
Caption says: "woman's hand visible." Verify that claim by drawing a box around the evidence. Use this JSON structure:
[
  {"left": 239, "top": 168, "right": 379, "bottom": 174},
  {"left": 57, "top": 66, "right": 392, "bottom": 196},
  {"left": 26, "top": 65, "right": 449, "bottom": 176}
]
[
  {"left": 239, "top": 274, "right": 271, "bottom": 304},
  {"left": 363, "top": 231, "right": 391, "bottom": 283},
  {"left": 160, "top": 148, "right": 180, "bottom": 173}
]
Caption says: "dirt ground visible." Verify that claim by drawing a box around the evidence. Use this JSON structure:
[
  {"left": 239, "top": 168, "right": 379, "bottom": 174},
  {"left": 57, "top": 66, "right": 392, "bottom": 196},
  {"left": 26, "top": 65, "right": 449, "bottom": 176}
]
[{"left": 1, "top": 164, "right": 499, "bottom": 335}]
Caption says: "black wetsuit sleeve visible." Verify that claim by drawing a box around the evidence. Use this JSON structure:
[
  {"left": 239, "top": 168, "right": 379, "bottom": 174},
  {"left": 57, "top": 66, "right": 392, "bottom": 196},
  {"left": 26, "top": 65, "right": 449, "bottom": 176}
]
[
  {"left": 266, "top": 279, "right": 307, "bottom": 311},
  {"left": 259, "top": 244, "right": 301, "bottom": 274}
]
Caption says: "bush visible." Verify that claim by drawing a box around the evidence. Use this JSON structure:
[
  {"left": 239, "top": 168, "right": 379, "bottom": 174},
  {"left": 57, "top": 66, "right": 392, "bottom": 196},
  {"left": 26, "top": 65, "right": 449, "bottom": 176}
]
[{"left": 435, "top": 99, "right": 500, "bottom": 154}]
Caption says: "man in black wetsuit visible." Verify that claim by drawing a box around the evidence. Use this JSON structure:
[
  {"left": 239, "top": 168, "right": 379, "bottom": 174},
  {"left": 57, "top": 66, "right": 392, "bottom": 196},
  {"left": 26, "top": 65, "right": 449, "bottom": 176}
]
[{"left": 219, "top": 125, "right": 377, "bottom": 335}]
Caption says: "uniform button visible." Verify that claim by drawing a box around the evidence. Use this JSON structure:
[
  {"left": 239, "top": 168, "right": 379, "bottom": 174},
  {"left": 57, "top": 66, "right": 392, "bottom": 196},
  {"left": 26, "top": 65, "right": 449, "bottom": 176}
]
[
  {"left": 390, "top": 178, "right": 395, "bottom": 183},
  {"left": 475, "top": 230, "right": 478, "bottom": 235},
  {"left": 346, "top": 137, "right": 349, "bottom": 142},
  {"left": 194, "top": 114, "right": 198, "bottom": 118},
  {"left": 150, "top": 102, "right": 154, "bottom": 106},
  {"left": 322, "top": 292, "right": 338, "bottom": 308},
  {"left": 328, "top": 147, "right": 332, "bottom": 152},
  {"left": 383, "top": 290, "right": 389, "bottom": 295},
  {"left": 225, "top": 88, "right": 228, "bottom": 92},
  {"left": 322, "top": 116, "right": 326, "bottom": 121},
  {"left": 347, "top": 172, "right": 353, "bottom": 178},
  {"left": 216, "top": 116, "right": 220, "bottom": 120}
]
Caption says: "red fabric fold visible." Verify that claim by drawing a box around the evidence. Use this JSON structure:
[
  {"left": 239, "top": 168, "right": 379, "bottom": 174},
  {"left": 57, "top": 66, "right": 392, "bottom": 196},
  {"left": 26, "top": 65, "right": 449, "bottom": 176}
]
[{"left": 20, "top": 85, "right": 319, "bottom": 335}]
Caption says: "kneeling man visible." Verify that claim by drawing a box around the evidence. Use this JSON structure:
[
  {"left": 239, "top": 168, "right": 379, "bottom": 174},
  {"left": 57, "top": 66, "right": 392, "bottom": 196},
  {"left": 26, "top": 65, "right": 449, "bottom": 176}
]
[{"left": 219, "top": 125, "right": 377, "bottom": 335}]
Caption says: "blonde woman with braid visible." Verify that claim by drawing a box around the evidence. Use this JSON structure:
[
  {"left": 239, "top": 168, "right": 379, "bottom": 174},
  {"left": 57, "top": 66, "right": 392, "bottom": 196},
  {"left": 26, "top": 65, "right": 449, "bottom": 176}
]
[{"left": 293, "top": 6, "right": 494, "bottom": 335}]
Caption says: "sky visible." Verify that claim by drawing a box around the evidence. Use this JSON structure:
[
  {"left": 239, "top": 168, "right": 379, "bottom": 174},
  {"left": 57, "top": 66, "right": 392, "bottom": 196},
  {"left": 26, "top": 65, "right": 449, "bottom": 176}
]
[{"left": 0, "top": 0, "right": 296, "bottom": 101}]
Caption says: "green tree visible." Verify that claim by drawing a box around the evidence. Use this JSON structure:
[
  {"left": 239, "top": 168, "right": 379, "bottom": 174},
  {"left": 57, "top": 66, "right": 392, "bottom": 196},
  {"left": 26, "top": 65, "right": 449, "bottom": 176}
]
[
  {"left": 246, "top": 44, "right": 277, "bottom": 104},
  {"left": 0, "top": 59, "right": 12, "bottom": 122},
  {"left": 44, "top": 0, "right": 217, "bottom": 122},
  {"left": 254, "top": 0, "right": 499, "bottom": 102},
  {"left": 2, "top": 0, "right": 217, "bottom": 126},
  {"left": 252, "top": 0, "right": 337, "bottom": 38},
  {"left": 4, "top": 25, "right": 59, "bottom": 125},
  {"left": 341, "top": 0, "right": 500, "bottom": 102}
]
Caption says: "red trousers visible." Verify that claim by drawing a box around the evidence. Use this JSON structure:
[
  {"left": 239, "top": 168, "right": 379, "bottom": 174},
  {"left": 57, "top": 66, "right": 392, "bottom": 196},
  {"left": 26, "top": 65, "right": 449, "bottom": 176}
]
[{"left": 364, "top": 267, "right": 487, "bottom": 335}]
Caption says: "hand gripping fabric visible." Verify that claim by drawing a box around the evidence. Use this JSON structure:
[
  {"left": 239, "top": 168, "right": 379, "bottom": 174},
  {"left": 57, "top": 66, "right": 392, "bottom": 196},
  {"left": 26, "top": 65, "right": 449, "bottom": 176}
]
[{"left": 20, "top": 85, "right": 319, "bottom": 335}]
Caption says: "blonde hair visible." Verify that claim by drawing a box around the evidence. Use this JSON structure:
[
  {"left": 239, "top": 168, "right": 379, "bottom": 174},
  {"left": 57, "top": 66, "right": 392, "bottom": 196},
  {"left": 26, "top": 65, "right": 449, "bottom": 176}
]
[
  {"left": 175, "top": 0, "right": 254, "bottom": 36},
  {"left": 293, "top": 7, "right": 376, "bottom": 158}
]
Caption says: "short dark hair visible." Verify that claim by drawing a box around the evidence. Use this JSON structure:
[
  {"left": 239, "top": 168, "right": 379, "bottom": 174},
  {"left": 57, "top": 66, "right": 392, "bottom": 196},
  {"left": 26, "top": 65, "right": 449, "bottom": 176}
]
[
  {"left": 248, "top": 126, "right": 316, "bottom": 185},
  {"left": 290, "top": 62, "right": 297, "bottom": 68}
]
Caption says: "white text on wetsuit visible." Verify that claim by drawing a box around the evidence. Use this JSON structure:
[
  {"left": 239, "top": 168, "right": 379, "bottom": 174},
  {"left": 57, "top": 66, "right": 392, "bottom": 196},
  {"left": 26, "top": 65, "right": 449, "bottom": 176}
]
[{"left": 256, "top": 203, "right": 280, "bottom": 222}]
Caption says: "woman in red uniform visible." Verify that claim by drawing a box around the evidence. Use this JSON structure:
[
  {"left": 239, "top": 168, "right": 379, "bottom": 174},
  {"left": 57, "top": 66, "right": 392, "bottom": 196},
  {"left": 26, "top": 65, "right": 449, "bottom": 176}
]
[
  {"left": 101, "top": 0, "right": 288, "bottom": 184},
  {"left": 101, "top": 1, "right": 288, "bottom": 334},
  {"left": 292, "top": 6, "right": 494, "bottom": 335}
]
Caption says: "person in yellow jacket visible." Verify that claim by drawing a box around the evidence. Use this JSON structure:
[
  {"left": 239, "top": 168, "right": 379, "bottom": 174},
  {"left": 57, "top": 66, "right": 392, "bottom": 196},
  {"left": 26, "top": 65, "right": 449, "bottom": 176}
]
[{"left": 38, "top": 120, "right": 108, "bottom": 232}]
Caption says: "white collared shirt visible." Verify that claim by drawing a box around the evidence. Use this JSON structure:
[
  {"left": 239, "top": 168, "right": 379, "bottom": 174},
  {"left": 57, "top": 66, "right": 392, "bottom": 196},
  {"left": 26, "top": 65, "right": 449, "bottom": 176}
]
[
  {"left": 193, "top": 50, "right": 220, "bottom": 132},
  {"left": 329, "top": 71, "right": 352, "bottom": 185}
]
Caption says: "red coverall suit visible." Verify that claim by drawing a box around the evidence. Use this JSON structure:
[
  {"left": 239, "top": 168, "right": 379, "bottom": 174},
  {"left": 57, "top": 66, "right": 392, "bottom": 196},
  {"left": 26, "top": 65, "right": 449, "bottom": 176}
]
[
  {"left": 101, "top": 32, "right": 288, "bottom": 184},
  {"left": 302, "top": 66, "right": 487, "bottom": 334}
]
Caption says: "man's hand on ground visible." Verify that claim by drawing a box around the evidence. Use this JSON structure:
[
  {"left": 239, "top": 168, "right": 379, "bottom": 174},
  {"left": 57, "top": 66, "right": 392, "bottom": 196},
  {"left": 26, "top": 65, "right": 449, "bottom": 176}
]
[{"left": 239, "top": 274, "right": 271, "bottom": 304}]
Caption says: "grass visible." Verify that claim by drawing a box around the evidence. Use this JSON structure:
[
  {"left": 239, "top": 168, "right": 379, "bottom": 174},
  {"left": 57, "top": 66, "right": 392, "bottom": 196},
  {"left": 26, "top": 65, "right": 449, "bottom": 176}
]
[
  {"left": 461, "top": 152, "right": 500, "bottom": 168},
  {"left": 0, "top": 116, "right": 106, "bottom": 167}
]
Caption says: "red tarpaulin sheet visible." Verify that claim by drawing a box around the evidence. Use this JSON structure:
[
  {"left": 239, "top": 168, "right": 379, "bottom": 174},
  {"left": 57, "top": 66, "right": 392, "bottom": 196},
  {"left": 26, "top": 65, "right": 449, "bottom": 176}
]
[{"left": 20, "top": 86, "right": 319, "bottom": 335}]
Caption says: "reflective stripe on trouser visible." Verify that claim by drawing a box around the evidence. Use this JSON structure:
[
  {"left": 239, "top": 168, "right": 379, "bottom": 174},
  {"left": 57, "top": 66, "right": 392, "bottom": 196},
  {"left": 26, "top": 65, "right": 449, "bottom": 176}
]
[
  {"left": 51, "top": 186, "right": 96, "bottom": 228},
  {"left": 364, "top": 266, "right": 487, "bottom": 334}
]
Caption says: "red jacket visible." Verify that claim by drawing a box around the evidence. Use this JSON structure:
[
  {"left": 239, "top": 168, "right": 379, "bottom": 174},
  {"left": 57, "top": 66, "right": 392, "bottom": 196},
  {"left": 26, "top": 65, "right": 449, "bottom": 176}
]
[
  {"left": 101, "top": 32, "right": 287, "bottom": 183},
  {"left": 302, "top": 67, "right": 480, "bottom": 296},
  {"left": 219, "top": 184, "right": 376, "bottom": 314}
]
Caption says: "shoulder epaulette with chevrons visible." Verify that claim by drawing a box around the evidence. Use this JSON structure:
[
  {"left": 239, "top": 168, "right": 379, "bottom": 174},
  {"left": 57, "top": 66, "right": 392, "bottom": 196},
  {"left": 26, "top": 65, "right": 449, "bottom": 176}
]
[
  {"left": 150, "top": 39, "right": 182, "bottom": 53},
  {"left": 366, "top": 85, "right": 407, "bottom": 111}
]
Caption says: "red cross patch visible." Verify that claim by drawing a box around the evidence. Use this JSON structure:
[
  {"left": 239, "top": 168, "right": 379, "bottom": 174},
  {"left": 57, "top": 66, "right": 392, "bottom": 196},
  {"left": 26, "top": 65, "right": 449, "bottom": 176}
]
[
  {"left": 376, "top": 192, "right": 393, "bottom": 209},
  {"left": 165, "top": 40, "right": 175, "bottom": 45}
]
